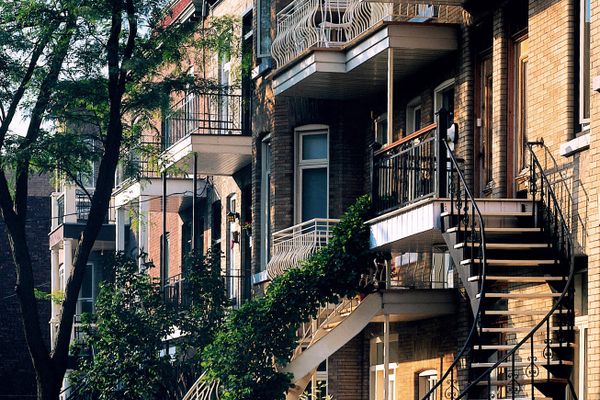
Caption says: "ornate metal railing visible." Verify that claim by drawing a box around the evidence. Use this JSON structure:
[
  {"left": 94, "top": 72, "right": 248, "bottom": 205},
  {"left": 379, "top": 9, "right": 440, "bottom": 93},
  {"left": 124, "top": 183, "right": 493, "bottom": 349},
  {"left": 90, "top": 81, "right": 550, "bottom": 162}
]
[
  {"left": 372, "top": 123, "right": 438, "bottom": 215},
  {"left": 420, "top": 138, "right": 488, "bottom": 400},
  {"left": 271, "top": 1, "right": 464, "bottom": 68},
  {"left": 162, "top": 89, "right": 244, "bottom": 149},
  {"left": 266, "top": 218, "right": 339, "bottom": 279},
  {"left": 163, "top": 273, "right": 188, "bottom": 309}
]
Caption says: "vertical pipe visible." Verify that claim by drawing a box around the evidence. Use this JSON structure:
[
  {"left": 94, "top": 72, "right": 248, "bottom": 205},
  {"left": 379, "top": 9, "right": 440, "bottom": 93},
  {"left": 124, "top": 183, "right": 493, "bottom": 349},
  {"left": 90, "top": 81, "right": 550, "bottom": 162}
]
[
  {"left": 387, "top": 47, "right": 394, "bottom": 146},
  {"left": 383, "top": 314, "right": 390, "bottom": 400},
  {"left": 192, "top": 152, "right": 198, "bottom": 253},
  {"left": 162, "top": 171, "right": 167, "bottom": 288}
]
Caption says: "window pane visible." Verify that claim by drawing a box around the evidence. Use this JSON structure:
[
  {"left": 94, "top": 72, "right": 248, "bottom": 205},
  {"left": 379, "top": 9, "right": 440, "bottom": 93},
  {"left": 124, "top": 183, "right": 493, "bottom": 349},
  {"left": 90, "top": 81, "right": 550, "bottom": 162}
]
[
  {"left": 302, "top": 168, "right": 327, "bottom": 221},
  {"left": 81, "top": 264, "right": 93, "bottom": 298},
  {"left": 302, "top": 134, "right": 327, "bottom": 160}
]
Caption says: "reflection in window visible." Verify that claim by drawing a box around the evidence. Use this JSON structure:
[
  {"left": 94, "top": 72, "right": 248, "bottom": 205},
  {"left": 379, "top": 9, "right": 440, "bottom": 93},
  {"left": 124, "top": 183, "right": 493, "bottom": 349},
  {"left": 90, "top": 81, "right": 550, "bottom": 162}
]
[{"left": 296, "top": 127, "right": 329, "bottom": 222}]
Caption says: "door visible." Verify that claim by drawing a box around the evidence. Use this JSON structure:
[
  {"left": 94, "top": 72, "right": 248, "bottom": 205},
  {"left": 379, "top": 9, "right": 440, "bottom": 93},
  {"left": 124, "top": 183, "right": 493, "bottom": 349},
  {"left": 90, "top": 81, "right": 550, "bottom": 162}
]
[
  {"left": 475, "top": 54, "right": 493, "bottom": 196},
  {"left": 510, "top": 36, "right": 529, "bottom": 197},
  {"left": 227, "top": 194, "right": 238, "bottom": 305}
]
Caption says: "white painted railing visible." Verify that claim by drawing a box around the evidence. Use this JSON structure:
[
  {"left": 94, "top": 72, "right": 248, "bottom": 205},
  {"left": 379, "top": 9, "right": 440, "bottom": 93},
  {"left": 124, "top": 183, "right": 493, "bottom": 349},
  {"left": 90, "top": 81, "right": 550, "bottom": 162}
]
[
  {"left": 266, "top": 218, "right": 339, "bottom": 280},
  {"left": 271, "top": 1, "right": 465, "bottom": 68},
  {"left": 181, "top": 371, "right": 220, "bottom": 400}
]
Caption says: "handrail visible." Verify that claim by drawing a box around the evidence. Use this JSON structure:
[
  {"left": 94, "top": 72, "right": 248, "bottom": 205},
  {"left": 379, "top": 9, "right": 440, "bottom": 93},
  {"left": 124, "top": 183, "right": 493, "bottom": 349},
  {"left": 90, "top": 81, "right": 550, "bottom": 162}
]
[
  {"left": 373, "top": 123, "right": 437, "bottom": 156},
  {"left": 420, "top": 139, "right": 488, "bottom": 400},
  {"left": 446, "top": 142, "right": 577, "bottom": 399}
]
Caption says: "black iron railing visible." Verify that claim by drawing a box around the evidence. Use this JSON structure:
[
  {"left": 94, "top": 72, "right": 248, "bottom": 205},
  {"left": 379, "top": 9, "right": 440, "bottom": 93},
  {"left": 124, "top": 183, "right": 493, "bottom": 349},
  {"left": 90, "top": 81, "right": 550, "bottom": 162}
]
[
  {"left": 372, "top": 123, "right": 438, "bottom": 215},
  {"left": 76, "top": 191, "right": 92, "bottom": 223},
  {"left": 162, "top": 89, "right": 245, "bottom": 149},
  {"left": 163, "top": 273, "right": 188, "bottom": 308}
]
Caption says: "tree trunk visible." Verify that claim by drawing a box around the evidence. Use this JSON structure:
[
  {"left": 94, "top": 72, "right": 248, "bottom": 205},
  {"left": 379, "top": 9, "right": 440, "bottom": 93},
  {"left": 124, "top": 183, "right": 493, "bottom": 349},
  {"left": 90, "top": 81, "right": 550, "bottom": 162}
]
[{"left": 36, "top": 368, "right": 61, "bottom": 400}]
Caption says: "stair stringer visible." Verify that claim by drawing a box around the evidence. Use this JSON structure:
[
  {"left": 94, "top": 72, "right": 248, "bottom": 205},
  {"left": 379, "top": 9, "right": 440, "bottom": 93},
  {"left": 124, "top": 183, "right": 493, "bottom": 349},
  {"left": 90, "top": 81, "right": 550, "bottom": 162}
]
[
  {"left": 281, "top": 293, "right": 382, "bottom": 384},
  {"left": 442, "top": 231, "right": 479, "bottom": 317}
]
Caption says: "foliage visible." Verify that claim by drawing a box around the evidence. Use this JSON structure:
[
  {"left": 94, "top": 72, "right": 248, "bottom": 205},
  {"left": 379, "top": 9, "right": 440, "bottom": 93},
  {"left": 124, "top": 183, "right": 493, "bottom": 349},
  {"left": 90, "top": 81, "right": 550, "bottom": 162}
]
[
  {"left": 70, "top": 254, "right": 174, "bottom": 400},
  {"left": 201, "top": 196, "right": 373, "bottom": 400},
  {"left": 71, "top": 250, "right": 229, "bottom": 400},
  {"left": 33, "top": 288, "right": 65, "bottom": 304}
]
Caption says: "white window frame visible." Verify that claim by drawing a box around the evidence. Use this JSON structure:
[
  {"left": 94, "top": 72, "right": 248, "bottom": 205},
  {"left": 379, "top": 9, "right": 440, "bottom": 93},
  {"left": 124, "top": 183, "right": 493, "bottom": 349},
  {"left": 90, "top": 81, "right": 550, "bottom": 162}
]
[
  {"left": 369, "top": 334, "right": 399, "bottom": 400},
  {"left": 58, "top": 264, "right": 65, "bottom": 292},
  {"left": 256, "top": 0, "right": 271, "bottom": 58},
  {"left": 260, "top": 136, "right": 272, "bottom": 271},
  {"left": 406, "top": 97, "right": 422, "bottom": 134},
  {"left": 579, "top": 0, "right": 591, "bottom": 128},
  {"left": 294, "top": 125, "right": 329, "bottom": 224},
  {"left": 374, "top": 112, "right": 389, "bottom": 146},
  {"left": 418, "top": 369, "right": 439, "bottom": 399},
  {"left": 434, "top": 79, "right": 455, "bottom": 114},
  {"left": 77, "top": 262, "right": 95, "bottom": 315},
  {"left": 227, "top": 194, "right": 238, "bottom": 304}
]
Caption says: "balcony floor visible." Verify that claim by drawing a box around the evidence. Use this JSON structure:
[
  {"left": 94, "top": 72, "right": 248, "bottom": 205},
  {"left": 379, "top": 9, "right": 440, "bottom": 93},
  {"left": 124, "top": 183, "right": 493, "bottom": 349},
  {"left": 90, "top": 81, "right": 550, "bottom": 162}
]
[
  {"left": 161, "top": 134, "right": 252, "bottom": 176},
  {"left": 272, "top": 22, "right": 458, "bottom": 99}
]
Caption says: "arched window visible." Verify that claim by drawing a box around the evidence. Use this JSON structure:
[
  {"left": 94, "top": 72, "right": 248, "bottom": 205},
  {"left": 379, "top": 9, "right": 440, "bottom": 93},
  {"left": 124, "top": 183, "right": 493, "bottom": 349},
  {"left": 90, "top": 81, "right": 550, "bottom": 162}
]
[{"left": 418, "top": 369, "right": 438, "bottom": 399}]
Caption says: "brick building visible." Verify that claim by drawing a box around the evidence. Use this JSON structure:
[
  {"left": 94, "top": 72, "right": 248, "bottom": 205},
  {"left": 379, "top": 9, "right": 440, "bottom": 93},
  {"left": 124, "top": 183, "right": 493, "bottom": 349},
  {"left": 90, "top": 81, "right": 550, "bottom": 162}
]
[
  {"left": 0, "top": 175, "right": 52, "bottom": 398},
  {"left": 55, "top": 0, "right": 599, "bottom": 398}
]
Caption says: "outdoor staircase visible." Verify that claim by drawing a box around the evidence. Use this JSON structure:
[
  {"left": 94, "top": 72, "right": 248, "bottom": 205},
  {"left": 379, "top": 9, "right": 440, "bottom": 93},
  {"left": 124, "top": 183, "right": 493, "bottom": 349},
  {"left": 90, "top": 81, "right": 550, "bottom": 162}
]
[
  {"left": 422, "top": 141, "right": 576, "bottom": 400},
  {"left": 284, "top": 294, "right": 382, "bottom": 399}
]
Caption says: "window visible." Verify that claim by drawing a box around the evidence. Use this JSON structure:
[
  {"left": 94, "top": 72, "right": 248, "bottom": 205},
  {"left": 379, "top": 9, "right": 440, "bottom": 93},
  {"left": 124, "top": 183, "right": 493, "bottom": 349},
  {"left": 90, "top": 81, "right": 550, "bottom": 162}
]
[
  {"left": 161, "top": 233, "right": 170, "bottom": 281},
  {"left": 374, "top": 113, "right": 389, "bottom": 146},
  {"left": 77, "top": 263, "right": 99, "bottom": 315},
  {"left": 58, "top": 264, "right": 65, "bottom": 292},
  {"left": 406, "top": 97, "right": 422, "bottom": 134},
  {"left": 296, "top": 126, "right": 329, "bottom": 223},
  {"left": 304, "top": 359, "right": 328, "bottom": 399},
  {"left": 57, "top": 195, "right": 65, "bottom": 226},
  {"left": 257, "top": 0, "right": 271, "bottom": 57},
  {"left": 418, "top": 370, "right": 439, "bottom": 399},
  {"left": 579, "top": 0, "right": 591, "bottom": 127},
  {"left": 571, "top": 269, "right": 588, "bottom": 400},
  {"left": 369, "top": 334, "right": 399, "bottom": 400},
  {"left": 227, "top": 194, "right": 238, "bottom": 305},
  {"left": 261, "top": 137, "right": 272, "bottom": 271},
  {"left": 434, "top": 79, "right": 455, "bottom": 129},
  {"left": 211, "top": 200, "right": 222, "bottom": 252}
]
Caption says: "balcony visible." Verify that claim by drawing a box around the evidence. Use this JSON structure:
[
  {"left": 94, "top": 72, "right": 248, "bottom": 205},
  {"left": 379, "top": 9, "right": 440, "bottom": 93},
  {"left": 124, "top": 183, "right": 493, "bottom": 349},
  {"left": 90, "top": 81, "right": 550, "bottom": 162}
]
[
  {"left": 163, "top": 274, "right": 189, "bottom": 309},
  {"left": 271, "top": 1, "right": 461, "bottom": 98},
  {"left": 160, "top": 90, "right": 252, "bottom": 176},
  {"left": 266, "top": 218, "right": 339, "bottom": 279}
]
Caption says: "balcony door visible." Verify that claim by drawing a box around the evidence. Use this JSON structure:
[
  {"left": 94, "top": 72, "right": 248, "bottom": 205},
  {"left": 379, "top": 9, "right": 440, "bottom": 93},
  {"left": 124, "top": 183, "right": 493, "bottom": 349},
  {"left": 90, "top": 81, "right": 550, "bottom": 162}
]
[
  {"left": 295, "top": 125, "right": 329, "bottom": 223},
  {"left": 475, "top": 53, "right": 493, "bottom": 196},
  {"left": 509, "top": 35, "right": 529, "bottom": 197}
]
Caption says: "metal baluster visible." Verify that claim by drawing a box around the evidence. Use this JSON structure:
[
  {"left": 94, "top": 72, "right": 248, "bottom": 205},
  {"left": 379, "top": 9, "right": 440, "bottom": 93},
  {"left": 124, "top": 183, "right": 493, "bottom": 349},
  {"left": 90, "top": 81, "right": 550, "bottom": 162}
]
[
  {"left": 530, "top": 337, "right": 534, "bottom": 400},
  {"left": 511, "top": 352, "right": 516, "bottom": 400}
]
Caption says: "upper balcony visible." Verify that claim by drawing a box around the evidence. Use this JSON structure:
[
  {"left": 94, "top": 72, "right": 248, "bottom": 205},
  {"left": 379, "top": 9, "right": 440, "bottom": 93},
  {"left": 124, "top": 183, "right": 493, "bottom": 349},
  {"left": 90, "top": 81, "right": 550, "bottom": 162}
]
[
  {"left": 160, "top": 89, "right": 252, "bottom": 176},
  {"left": 271, "top": 1, "right": 463, "bottom": 98}
]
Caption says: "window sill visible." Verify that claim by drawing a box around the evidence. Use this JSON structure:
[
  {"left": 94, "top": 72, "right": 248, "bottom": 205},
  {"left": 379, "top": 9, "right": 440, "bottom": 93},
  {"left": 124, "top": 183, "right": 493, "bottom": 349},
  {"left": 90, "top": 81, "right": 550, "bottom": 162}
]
[
  {"left": 560, "top": 133, "right": 590, "bottom": 157},
  {"left": 251, "top": 58, "right": 272, "bottom": 80}
]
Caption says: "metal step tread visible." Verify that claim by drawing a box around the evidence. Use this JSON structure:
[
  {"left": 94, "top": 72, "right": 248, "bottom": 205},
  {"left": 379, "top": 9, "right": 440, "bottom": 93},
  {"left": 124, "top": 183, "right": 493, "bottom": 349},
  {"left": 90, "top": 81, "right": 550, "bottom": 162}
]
[
  {"left": 446, "top": 226, "right": 543, "bottom": 234},
  {"left": 442, "top": 211, "right": 532, "bottom": 218},
  {"left": 483, "top": 309, "right": 569, "bottom": 316},
  {"left": 471, "top": 360, "right": 573, "bottom": 368},
  {"left": 462, "top": 259, "right": 558, "bottom": 266},
  {"left": 474, "top": 343, "right": 574, "bottom": 351},
  {"left": 481, "top": 326, "right": 573, "bottom": 333},
  {"left": 468, "top": 275, "right": 565, "bottom": 283},
  {"left": 456, "top": 242, "right": 551, "bottom": 250},
  {"left": 475, "top": 377, "right": 568, "bottom": 385},
  {"left": 477, "top": 292, "right": 562, "bottom": 299}
]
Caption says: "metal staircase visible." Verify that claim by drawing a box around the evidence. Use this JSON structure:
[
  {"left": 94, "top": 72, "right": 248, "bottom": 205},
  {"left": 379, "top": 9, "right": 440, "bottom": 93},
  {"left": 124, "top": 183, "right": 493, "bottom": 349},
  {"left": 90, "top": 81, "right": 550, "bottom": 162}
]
[{"left": 422, "top": 141, "right": 577, "bottom": 400}]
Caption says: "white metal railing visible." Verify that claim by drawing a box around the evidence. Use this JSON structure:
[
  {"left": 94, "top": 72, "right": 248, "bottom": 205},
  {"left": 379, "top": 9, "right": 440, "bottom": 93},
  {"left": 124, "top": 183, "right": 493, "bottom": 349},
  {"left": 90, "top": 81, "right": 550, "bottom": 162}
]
[
  {"left": 181, "top": 371, "right": 220, "bottom": 400},
  {"left": 266, "top": 218, "right": 339, "bottom": 280},
  {"left": 271, "top": 2, "right": 465, "bottom": 68}
]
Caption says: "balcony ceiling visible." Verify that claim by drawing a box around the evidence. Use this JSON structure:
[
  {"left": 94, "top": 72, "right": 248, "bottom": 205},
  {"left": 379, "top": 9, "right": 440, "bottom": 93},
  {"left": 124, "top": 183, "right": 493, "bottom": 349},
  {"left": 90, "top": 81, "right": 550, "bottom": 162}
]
[
  {"left": 161, "top": 134, "right": 252, "bottom": 176},
  {"left": 272, "top": 22, "right": 458, "bottom": 99}
]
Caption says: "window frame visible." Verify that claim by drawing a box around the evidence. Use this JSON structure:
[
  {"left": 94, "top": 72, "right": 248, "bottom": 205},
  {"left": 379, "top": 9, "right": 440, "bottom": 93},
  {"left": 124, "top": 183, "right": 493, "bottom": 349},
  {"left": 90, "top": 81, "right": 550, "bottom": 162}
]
[
  {"left": 406, "top": 97, "right": 422, "bottom": 134},
  {"left": 579, "top": 0, "right": 591, "bottom": 129},
  {"left": 260, "top": 136, "right": 272, "bottom": 271},
  {"left": 294, "top": 125, "right": 330, "bottom": 224},
  {"left": 76, "top": 262, "right": 96, "bottom": 316}
]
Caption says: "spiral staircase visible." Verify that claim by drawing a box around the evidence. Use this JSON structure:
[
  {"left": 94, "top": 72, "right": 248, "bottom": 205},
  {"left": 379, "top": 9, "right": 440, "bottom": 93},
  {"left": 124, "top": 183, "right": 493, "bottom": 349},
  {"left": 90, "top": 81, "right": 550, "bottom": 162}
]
[{"left": 422, "top": 141, "right": 577, "bottom": 400}]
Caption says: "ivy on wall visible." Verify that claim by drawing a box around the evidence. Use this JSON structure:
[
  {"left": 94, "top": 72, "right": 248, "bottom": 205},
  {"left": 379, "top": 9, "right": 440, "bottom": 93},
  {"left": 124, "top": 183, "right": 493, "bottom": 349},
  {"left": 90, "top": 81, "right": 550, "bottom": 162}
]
[{"left": 201, "top": 195, "right": 373, "bottom": 400}]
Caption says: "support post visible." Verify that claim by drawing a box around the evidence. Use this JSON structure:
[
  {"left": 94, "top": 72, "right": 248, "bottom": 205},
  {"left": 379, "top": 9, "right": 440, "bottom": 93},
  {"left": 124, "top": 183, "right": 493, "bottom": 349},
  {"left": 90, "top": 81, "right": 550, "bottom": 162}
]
[
  {"left": 161, "top": 171, "right": 167, "bottom": 288},
  {"left": 436, "top": 107, "right": 448, "bottom": 198},
  {"left": 387, "top": 48, "right": 394, "bottom": 144},
  {"left": 192, "top": 152, "right": 198, "bottom": 253},
  {"left": 384, "top": 314, "right": 390, "bottom": 400}
]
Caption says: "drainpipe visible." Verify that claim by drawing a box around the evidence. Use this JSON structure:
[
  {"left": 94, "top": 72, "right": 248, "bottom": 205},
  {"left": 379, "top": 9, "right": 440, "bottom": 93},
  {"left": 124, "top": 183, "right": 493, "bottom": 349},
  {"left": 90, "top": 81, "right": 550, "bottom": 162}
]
[
  {"left": 387, "top": 48, "right": 394, "bottom": 145},
  {"left": 384, "top": 313, "right": 390, "bottom": 400}
]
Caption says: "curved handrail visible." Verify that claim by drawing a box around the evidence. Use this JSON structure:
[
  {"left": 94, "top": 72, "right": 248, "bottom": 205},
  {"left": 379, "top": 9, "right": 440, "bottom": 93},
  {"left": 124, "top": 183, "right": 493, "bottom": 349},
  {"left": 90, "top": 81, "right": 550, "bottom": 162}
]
[
  {"left": 449, "top": 142, "right": 577, "bottom": 399},
  {"left": 420, "top": 139, "right": 488, "bottom": 400}
]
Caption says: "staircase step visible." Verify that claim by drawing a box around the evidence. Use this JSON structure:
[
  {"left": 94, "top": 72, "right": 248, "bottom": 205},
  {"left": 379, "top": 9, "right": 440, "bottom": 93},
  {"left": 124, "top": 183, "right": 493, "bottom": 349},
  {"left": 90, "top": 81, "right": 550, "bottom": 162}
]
[
  {"left": 474, "top": 344, "right": 574, "bottom": 351},
  {"left": 469, "top": 275, "right": 565, "bottom": 283},
  {"left": 462, "top": 259, "right": 557, "bottom": 267},
  {"left": 456, "top": 242, "right": 551, "bottom": 250},
  {"left": 483, "top": 309, "right": 569, "bottom": 316},
  {"left": 446, "top": 226, "right": 543, "bottom": 234},
  {"left": 480, "top": 326, "right": 571, "bottom": 333},
  {"left": 471, "top": 360, "right": 573, "bottom": 368},
  {"left": 442, "top": 211, "right": 531, "bottom": 218},
  {"left": 477, "top": 292, "right": 562, "bottom": 299},
  {"left": 470, "top": 397, "right": 551, "bottom": 400}
]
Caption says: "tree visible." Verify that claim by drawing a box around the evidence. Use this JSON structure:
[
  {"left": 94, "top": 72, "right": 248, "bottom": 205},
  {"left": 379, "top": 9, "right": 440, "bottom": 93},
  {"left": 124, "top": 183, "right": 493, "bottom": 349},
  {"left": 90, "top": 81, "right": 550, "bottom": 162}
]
[
  {"left": 0, "top": 1, "right": 219, "bottom": 398},
  {"left": 70, "top": 250, "right": 229, "bottom": 399}
]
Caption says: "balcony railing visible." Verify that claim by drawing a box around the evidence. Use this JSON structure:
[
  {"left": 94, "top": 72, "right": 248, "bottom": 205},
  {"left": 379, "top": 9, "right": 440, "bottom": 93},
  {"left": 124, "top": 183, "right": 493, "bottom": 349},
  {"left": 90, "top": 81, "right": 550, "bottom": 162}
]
[
  {"left": 271, "top": 1, "right": 464, "bottom": 68},
  {"left": 162, "top": 90, "right": 244, "bottom": 149},
  {"left": 266, "top": 218, "right": 339, "bottom": 279},
  {"left": 163, "top": 273, "right": 188, "bottom": 309},
  {"left": 372, "top": 123, "right": 438, "bottom": 215}
]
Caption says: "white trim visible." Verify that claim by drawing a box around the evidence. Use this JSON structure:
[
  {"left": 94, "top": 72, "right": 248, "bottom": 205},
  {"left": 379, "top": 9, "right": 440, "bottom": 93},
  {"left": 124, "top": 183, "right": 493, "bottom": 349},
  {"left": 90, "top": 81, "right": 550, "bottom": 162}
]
[
  {"left": 260, "top": 138, "right": 272, "bottom": 272},
  {"left": 433, "top": 78, "right": 455, "bottom": 113},
  {"left": 406, "top": 96, "right": 422, "bottom": 134},
  {"left": 294, "top": 126, "right": 330, "bottom": 223},
  {"left": 579, "top": 0, "right": 591, "bottom": 125}
]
